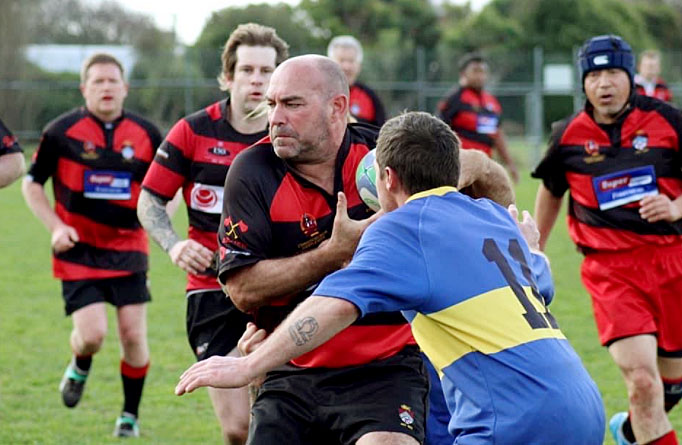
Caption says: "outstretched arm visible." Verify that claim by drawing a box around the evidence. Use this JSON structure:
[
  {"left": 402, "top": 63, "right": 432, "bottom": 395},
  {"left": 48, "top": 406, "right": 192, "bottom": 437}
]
[{"left": 175, "top": 295, "right": 359, "bottom": 394}]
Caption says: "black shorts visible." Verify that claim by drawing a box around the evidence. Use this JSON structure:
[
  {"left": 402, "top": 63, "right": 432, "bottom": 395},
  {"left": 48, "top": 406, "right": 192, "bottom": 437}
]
[
  {"left": 61, "top": 272, "right": 151, "bottom": 316},
  {"left": 249, "top": 346, "right": 428, "bottom": 445},
  {"left": 186, "top": 289, "right": 252, "bottom": 360}
]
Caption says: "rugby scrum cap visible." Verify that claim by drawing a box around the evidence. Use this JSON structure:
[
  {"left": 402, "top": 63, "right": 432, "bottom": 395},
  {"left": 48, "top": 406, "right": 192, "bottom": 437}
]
[{"left": 578, "top": 34, "right": 635, "bottom": 85}]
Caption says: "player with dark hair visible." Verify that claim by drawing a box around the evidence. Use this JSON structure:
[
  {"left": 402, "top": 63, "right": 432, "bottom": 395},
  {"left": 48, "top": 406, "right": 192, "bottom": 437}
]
[
  {"left": 0, "top": 118, "right": 25, "bottom": 188},
  {"left": 328, "top": 35, "right": 386, "bottom": 127},
  {"left": 437, "top": 53, "right": 519, "bottom": 183},
  {"left": 137, "top": 23, "right": 288, "bottom": 445},
  {"left": 176, "top": 111, "right": 605, "bottom": 444},
  {"left": 22, "top": 52, "right": 162, "bottom": 437},
  {"left": 533, "top": 34, "right": 682, "bottom": 445}
]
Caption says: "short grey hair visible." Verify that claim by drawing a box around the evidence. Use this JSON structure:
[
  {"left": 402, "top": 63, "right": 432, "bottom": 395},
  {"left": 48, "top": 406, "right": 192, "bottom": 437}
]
[{"left": 327, "top": 35, "right": 363, "bottom": 64}]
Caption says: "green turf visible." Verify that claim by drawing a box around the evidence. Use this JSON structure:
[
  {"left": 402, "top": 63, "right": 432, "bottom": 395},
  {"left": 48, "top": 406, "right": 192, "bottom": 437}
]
[{"left": 0, "top": 142, "right": 679, "bottom": 444}]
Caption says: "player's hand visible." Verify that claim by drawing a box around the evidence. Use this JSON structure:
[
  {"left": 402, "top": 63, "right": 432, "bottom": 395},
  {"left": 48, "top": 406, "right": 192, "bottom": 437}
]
[
  {"left": 51, "top": 224, "right": 79, "bottom": 253},
  {"left": 238, "top": 322, "right": 268, "bottom": 357},
  {"left": 325, "top": 192, "right": 383, "bottom": 266},
  {"left": 508, "top": 204, "right": 540, "bottom": 251},
  {"left": 175, "top": 355, "right": 252, "bottom": 395},
  {"left": 169, "top": 239, "right": 214, "bottom": 275},
  {"left": 639, "top": 194, "right": 682, "bottom": 223}
]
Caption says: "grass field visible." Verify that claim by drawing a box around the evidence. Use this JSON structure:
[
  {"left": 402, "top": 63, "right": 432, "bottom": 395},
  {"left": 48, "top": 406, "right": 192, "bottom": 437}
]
[{"left": 0, "top": 143, "right": 679, "bottom": 444}]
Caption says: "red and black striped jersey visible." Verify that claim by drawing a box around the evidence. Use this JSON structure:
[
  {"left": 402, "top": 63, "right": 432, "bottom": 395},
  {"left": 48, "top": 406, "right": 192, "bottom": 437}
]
[
  {"left": 635, "top": 74, "right": 674, "bottom": 103},
  {"left": 141, "top": 99, "right": 267, "bottom": 291},
  {"left": 532, "top": 95, "right": 682, "bottom": 252},
  {"left": 349, "top": 82, "right": 386, "bottom": 127},
  {"left": 0, "top": 118, "right": 22, "bottom": 156},
  {"left": 28, "top": 107, "right": 162, "bottom": 280},
  {"left": 437, "top": 87, "right": 502, "bottom": 157},
  {"left": 217, "top": 124, "right": 415, "bottom": 368}
]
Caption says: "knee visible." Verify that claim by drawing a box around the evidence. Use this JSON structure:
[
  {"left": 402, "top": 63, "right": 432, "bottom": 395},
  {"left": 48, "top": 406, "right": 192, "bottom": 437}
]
[
  {"left": 222, "top": 423, "right": 248, "bottom": 445},
  {"left": 625, "top": 367, "right": 662, "bottom": 404},
  {"left": 77, "top": 328, "right": 106, "bottom": 354},
  {"left": 119, "top": 324, "right": 146, "bottom": 349}
]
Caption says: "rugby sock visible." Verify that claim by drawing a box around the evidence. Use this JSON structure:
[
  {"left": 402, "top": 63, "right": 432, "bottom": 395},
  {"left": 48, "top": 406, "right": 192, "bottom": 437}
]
[
  {"left": 662, "top": 376, "right": 682, "bottom": 412},
  {"left": 74, "top": 354, "right": 92, "bottom": 374},
  {"left": 644, "top": 430, "right": 678, "bottom": 445},
  {"left": 622, "top": 411, "right": 637, "bottom": 443},
  {"left": 120, "top": 360, "right": 149, "bottom": 417}
]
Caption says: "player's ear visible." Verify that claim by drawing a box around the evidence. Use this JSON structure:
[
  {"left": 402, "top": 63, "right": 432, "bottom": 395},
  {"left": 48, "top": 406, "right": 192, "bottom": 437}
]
[
  {"left": 385, "top": 166, "right": 402, "bottom": 193},
  {"left": 330, "top": 94, "right": 348, "bottom": 123}
]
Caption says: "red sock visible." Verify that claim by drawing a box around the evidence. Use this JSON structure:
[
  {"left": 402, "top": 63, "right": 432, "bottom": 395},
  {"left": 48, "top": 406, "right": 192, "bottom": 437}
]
[{"left": 645, "top": 430, "right": 679, "bottom": 445}]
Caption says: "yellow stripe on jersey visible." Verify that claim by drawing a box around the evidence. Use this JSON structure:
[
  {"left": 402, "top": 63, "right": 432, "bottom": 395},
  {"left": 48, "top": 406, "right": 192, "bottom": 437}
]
[
  {"left": 411, "top": 285, "right": 565, "bottom": 376},
  {"left": 405, "top": 186, "right": 458, "bottom": 203}
]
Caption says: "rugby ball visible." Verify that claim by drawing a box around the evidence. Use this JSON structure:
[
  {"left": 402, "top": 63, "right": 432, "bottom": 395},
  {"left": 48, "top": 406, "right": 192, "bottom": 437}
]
[{"left": 355, "top": 149, "right": 380, "bottom": 212}]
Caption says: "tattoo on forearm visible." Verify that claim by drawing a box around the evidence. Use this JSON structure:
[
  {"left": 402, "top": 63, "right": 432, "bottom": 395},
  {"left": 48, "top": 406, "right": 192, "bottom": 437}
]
[
  {"left": 137, "top": 192, "right": 181, "bottom": 252},
  {"left": 288, "top": 317, "right": 319, "bottom": 346}
]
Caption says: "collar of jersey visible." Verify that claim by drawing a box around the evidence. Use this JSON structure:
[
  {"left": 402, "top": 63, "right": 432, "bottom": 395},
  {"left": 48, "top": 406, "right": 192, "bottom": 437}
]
[{"left": 406, "top": 186, "right": 458, "bottom": 203}]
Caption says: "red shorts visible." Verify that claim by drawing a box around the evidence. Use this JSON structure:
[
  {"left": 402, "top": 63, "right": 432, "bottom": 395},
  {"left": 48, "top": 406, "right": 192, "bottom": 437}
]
[{"left": 581, "top": 243, "right": 682, "bottom": 355}]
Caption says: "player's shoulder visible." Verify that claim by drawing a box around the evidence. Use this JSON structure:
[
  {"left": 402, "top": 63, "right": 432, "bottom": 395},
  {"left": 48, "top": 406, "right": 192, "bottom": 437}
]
[
  {"left": 122, "top": 109, "right": 161, "bottom": 135},
  {"left": 633, "top": 94, "right": 682, "bottom": 122},
  {"left": 348, "top": 122, "right": 379, "bottom": 146},
  {"left": 43, "top": 107, "right": 84, "bottom": 135},
  {"left": 230, "top": 136, "right": 279, "bottom": 172}
]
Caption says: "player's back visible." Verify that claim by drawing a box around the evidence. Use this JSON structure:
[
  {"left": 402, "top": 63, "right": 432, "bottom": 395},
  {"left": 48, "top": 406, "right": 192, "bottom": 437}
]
[{"left": 394, "top": 188, "right": 605, "bottom": 444}]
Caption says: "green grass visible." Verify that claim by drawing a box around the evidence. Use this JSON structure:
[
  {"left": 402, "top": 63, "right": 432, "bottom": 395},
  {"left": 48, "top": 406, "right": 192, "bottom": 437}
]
[{"left": 0, "top": 142, "right": 679, "bottom": 443}]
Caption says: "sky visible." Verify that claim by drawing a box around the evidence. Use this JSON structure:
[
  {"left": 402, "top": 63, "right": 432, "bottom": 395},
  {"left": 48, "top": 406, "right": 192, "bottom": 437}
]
[{"left": 99, "top": 0, "right": 490, "bottom": 45}]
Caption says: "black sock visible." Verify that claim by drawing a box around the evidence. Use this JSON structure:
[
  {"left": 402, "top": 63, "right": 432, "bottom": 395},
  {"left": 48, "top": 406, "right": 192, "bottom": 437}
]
[
  {"left": 622, "top": 414, "right": 636, "bottom": 443},
  {"left": 120, "top": 360, "right": 149, "bottom": 418},
  {"left": 74, "top": 355, "right": 92, "bottom": 374}
]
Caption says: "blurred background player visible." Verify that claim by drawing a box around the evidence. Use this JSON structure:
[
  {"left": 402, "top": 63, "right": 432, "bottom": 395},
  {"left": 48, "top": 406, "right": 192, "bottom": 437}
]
[
  {"left": 137, "top": 23, "right": 288, "bottom": 445},
  {"left": 22, "top": 53, "right": 162, "bottom": 437},
  {"left": 437, "top": 53, "right": 519, "bottom": 183},
  {"left": 327, "top": 35, "right": 386, "bottom": 127},
  {"left": 0, "top": 118, "right": 25, "bottom": 188},
  {"left": 533, "top": 34, "right": 682, "bottom": 445},
  {"left": 635, "top": 49, "right": 673, "bottom": 103}
]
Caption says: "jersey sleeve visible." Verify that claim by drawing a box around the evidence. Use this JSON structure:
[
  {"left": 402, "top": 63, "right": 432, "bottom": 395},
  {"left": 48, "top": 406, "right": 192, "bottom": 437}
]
[
  {"left": 314, "top": 216, "right": 429, "bottom": 316},
  {"left": 436, "top": 91, "right": 461, "bottom": 128},
  {"left": 0, "top": 119, "right": 22, "bottom": 156},
  {"left": 27, "top": 127, "right": 60, "bottom": 185},
  {"left": 531, "top": 118, "right": 570, "bottom": 197},
  {"left": 217, "top": 149, "right": 273, "bottom": 284},
  {"left": 141, "top": 118, "right": 191, "bottom": 199}
]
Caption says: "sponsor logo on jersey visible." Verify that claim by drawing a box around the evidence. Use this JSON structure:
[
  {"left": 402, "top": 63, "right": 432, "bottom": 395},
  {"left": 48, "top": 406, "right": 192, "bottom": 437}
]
[
  {"left": 224, "top": 216, "right": 249, "bottom": 241},
  {"left": 351, "top": 104, "right": 361, "bottom": 116},
  {"left": 300, "top": 213, "right": 318, "bottom": 237},
  {"left": 583, "top": 139, "right": 605, "bottom": 163},
  {"left": 209, "top": 143, "right": 230, "bottom": 157},
  {"left": 2, "top": 134, "right": 17, "bottom": 148},
  {"left": 632, "top": 131, "right": 649, "bottom": 153},
  {"left": 121, "top": 141, "right": 135, "bottom": 161},
  {"left": 399, "top": 404, "right": 415, "bottom": 430},
  {"left": 81, "top": 140, "right": 99, "bottom": 159},
  {"left": 189, "top": 183, "right": 224, "bottom": 214}
]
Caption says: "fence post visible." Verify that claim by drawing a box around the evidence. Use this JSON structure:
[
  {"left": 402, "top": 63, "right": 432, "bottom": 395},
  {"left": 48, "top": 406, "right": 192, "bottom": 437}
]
[
  {"left": 529, "top": 46, "right": 544, "bottom": 166},
  {"left": 417, "top": 47, "right": 426, "bottom": 111},
  {"left": 183, "top": 46, "right": 194, "bottom": 116}
]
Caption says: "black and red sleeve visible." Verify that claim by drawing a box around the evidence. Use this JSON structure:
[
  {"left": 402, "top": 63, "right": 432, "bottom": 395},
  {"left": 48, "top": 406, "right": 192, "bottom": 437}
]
[
  {"left": 27, "top": 126, "right": 61, "bottom": 185},
  {"left": 531, "top": 118, "right": 571, "bottom": 197},
  {"left": 141, "top": 118, "right": 191, "bottom": 200},
  {"left": 0, "top": 119, "right": 22, "bottom": 156},
  {"left": 217, "top": 145, "right": 274, "bottom": 285},
  {"left": 436, "top": 90, "right": 463, "bottom": 129}
]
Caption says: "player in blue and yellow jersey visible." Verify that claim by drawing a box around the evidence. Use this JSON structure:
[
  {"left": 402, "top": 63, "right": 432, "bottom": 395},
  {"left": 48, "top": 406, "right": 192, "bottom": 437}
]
[{"left": 175, "top": 111, "right": 605, "bottom": 444}]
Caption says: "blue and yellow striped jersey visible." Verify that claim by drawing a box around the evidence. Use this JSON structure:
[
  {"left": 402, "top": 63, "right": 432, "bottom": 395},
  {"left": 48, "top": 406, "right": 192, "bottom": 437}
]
[{"left": 315, "top": 187, "right": 604, "bottom": 444}]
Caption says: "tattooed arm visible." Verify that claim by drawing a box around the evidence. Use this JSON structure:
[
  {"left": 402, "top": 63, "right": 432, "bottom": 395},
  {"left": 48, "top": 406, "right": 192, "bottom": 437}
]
[
  {"left": 175, "top": 296, "right": 358, "bottom": 394},
  {"left": 137, "top": 189, "right": 213, "bottom": 274}
]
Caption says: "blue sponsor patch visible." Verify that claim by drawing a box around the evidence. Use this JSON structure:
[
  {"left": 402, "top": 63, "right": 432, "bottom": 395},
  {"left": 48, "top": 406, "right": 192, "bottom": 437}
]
[
  {"left": 84, "top": 170, "right": 132, "bottom": 200},
  {"left": 592, "top": 165, "right": 658, "bottom": 210},
  {"left": 476, "top": 114, "right": 499, "bottom": 134}
]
